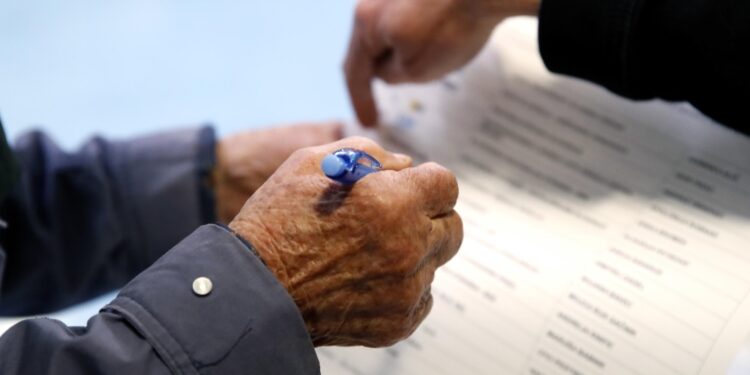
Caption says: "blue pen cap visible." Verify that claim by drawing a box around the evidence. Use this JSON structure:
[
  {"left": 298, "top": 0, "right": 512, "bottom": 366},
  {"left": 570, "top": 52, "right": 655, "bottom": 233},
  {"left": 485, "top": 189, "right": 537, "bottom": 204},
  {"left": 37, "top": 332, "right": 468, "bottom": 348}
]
[
  {"left": 321, "top": 148, "right": 382, "bottom": 184},
  {"left": 321, "top": 153, "right": 348, "bottom": 178}
]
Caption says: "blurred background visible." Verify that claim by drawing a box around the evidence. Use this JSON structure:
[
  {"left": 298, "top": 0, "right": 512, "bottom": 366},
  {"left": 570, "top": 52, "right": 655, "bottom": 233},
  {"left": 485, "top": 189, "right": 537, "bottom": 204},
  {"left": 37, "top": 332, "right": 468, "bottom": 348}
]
[
  {"left": 0, "top": 0, "right": 356, "bottom": 326},
  {"left": 0, "top": 0, "right": 356, "bottom": 148}
]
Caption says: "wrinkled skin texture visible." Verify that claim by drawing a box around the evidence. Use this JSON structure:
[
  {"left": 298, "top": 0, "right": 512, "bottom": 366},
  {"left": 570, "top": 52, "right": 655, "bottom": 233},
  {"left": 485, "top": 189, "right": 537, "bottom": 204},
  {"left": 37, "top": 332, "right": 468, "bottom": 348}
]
[
  {"left": 229, "top": 137, "right": 463, "bottom": 347},
  {"left": 214, "top": 122, "right": 343, "bottom": 223},
  {"left": 345, "top": 0, "right": 541, "bottom": 126}
]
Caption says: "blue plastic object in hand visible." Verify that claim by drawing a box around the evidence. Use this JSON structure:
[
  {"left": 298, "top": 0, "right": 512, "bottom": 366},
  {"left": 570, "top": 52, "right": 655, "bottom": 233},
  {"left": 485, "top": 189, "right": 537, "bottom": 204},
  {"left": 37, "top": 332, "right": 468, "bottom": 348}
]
[{"left": 321, "top": 148, "right": 382, "bottom": 184}]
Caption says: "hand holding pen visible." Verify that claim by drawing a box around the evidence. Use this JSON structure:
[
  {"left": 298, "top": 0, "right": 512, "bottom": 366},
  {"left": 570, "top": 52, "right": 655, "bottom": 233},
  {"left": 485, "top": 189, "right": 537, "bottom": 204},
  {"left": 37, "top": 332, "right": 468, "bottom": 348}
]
[{"left": 229, "top": 136, "right": 463, "bottom": 347}]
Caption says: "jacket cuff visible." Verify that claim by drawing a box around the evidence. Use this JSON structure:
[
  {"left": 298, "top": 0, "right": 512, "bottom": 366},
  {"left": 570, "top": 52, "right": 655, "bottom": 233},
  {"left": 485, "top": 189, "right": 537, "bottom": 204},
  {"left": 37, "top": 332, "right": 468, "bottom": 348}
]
[
  {"left": 105, "top": 224, "right": 319, "bottom": 374},
  {"left": 109, "top": 126, "right": 217, "bottom": 270},
  {"left": 538, "top": 0, "right": 646, "bottom": 97}
]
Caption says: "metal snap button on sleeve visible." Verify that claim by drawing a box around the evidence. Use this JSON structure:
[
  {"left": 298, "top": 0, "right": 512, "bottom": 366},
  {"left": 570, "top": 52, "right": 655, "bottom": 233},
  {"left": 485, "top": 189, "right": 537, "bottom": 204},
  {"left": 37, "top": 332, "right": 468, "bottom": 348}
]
[{"left": 192, "top": 277, "right": 213, "bottom": 296}]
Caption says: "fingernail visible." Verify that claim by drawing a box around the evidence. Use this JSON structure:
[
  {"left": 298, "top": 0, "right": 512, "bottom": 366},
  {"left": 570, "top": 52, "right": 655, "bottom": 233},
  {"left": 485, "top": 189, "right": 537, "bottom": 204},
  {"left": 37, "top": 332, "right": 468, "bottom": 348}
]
[{"left": 394, "top": 153, "right": 413, "bottom": 165}]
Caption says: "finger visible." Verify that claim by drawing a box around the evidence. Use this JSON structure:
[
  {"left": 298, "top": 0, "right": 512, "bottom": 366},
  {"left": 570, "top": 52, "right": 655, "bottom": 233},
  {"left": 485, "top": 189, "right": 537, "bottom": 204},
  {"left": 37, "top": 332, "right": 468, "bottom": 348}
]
[
  {"left": 425, "top": 210, "right": 463, "bottom": 267},
  {"left": 344, "top": 2, "right": 389, "bottom": 127},
  {"left": 375, "top": 25, "right": 471, "bottom": 85},
  {"left": 319, "top": 136, "right": 412, "bottom": 171},
  {"left": 344, "top": 31, "right": 379, "bottom": 127},
  {"left": 399, "top": 162, "right": 459, "bottom": 217}
]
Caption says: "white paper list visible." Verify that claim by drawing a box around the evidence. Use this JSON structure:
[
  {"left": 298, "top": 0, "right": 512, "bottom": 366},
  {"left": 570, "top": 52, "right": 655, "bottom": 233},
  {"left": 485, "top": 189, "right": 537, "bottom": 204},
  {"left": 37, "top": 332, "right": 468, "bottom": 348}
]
[{"left": 322, "top": 18, "right": 750, "bottom": 375}]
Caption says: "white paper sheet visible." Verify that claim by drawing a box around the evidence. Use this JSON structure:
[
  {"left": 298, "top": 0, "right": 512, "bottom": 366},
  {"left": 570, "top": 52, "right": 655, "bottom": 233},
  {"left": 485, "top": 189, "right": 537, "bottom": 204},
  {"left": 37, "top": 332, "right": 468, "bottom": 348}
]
[{"left": 321, "top": 18, "right": 750, "bottom": 375}]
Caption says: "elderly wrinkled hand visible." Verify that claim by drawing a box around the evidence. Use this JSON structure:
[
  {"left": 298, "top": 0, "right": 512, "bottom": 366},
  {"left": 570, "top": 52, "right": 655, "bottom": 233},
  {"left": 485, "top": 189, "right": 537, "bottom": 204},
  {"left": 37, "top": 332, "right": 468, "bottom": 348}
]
[
  {"left": 345, "top": 0, "right": 540, "bottom": 126},
  {"left": 229, "top": 136, "right": 463, "bottom": 347}
]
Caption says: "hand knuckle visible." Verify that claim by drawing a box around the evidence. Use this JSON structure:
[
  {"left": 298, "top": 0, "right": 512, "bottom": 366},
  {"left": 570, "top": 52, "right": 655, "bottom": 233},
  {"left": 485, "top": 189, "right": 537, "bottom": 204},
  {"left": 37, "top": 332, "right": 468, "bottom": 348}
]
[
  {"left": 384, "top": 188, "right": 411, "bottom": 213},
  {"left": 364, "top": 185, "right": 396, "bottom": 212},
  {"left": 291, "top": 146, "right": 316, "bottom": 160},
  {"left": 425, "top": 161, "right": 452, "bottom": 177},
  {"left": 426, "top": 162, "right": 459, "bottom": 201}
]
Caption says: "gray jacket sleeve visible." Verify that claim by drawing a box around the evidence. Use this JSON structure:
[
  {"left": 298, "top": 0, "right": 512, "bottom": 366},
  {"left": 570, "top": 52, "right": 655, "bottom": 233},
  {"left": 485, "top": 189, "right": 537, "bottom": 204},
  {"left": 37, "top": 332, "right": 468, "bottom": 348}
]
[
  {"left": 0, "top": 126, "right": 319, "bottom": 373},
  {"left": 0, "top": 127, "right": 217, "bottom": 314},
  {"left": 0, "top": 224, "right": 320, "bottom": 374}
]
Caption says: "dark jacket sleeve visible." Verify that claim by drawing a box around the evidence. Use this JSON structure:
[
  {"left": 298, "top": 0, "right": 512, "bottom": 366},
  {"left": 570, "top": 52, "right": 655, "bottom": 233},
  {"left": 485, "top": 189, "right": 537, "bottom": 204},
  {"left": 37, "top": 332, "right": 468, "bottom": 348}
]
[
  {"left": 0, "top": 224, "right": 320, "bottom": 375},
  {"left": 0, "top": 127, "right": 216, "bottom": 315},
  {"left": 538, "top": 0, "right": 750, "bottom": 131}
]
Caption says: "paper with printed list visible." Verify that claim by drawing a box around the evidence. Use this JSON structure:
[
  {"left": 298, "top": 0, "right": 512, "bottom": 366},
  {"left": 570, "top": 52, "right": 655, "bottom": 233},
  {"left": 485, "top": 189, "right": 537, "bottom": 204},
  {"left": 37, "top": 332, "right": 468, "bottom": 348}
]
[{"left": 320, "top": 18, "right": 750, "bottom": 375}]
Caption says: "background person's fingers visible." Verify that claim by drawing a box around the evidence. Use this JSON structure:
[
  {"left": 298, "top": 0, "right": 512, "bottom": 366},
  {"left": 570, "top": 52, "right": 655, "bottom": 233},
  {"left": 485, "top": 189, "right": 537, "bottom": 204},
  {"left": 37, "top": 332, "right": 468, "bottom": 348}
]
[
  {"left": 344, "top": 27, "right": 380, "bottom": 127},
  {"left": 399, "top": 162, "right": 459, "bottom": 217}
]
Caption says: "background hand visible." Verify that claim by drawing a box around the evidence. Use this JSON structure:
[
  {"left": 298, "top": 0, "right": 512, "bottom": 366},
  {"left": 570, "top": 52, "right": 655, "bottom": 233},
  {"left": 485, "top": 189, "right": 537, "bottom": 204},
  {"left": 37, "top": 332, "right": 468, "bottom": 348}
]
[
  {"left": 229, "top": 136, "right": 463, "bottom": 347},
  {"left": 345, "top": 0, "right": 540, "bottom": 126},
  {"left": 214, "top": 122, "right": 343, "bottom": 223}
]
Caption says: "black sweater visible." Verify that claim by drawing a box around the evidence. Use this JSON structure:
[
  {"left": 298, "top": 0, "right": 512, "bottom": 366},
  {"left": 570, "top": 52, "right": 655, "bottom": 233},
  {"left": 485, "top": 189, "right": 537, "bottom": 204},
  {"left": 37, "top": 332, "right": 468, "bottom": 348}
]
[{"left": 538, "top": 0, "right": 749, "bottom": 132}]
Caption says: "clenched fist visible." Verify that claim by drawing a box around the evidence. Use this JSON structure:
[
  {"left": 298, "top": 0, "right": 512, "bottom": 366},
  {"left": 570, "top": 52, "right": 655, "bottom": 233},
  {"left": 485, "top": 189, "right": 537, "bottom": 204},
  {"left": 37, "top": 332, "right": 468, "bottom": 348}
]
[
  {"left": 228, "top": 137, "right": 463, "bottom": 347},
  {"left": 345, "top": 0, "right": 540, "bottom": 126}
]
